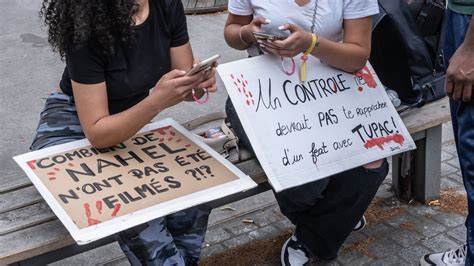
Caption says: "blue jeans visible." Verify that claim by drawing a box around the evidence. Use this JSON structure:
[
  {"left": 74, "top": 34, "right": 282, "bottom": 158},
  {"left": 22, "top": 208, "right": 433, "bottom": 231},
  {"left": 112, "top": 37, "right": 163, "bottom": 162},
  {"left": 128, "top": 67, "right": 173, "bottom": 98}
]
[{"left": 444, "top": 9, "right": 474, "bottom": 265}]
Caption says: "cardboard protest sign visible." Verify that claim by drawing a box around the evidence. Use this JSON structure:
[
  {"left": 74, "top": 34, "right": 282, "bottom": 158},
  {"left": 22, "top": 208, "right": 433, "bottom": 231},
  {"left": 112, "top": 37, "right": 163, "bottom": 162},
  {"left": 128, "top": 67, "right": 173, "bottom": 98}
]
[
  {"left": 14, "top": 118, "right": 256, "bottom": 244},
  {"left": 217, "top": 55, "right": 416, "bottom": 192}
]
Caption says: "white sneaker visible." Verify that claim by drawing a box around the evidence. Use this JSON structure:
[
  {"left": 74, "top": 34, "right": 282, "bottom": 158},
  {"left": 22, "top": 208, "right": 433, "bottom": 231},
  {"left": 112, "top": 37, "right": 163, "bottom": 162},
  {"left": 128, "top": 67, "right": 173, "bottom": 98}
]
[
  {"left": 419, "top": 244, "right": 467, "bottom": 266},
  {"left": 281, "top": 234, "right": 310, "bottom": 266},
  {"left": 354, "top": 215, "right": 367, "bottom": 232}
]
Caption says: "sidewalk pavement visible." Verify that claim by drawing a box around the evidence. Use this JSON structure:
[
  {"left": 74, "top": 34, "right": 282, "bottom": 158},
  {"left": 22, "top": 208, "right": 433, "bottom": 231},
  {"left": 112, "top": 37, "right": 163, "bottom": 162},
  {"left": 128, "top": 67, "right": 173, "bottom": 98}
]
[{"left": 1, "top": 2, "right": 467, "bottom": 265}]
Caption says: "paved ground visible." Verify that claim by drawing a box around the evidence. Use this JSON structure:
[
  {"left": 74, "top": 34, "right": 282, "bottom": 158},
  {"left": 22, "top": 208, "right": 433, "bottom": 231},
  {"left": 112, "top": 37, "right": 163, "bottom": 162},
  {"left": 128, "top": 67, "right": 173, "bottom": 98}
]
[{"left": 1, "top": 1, "right": 468, "bottom": 265}]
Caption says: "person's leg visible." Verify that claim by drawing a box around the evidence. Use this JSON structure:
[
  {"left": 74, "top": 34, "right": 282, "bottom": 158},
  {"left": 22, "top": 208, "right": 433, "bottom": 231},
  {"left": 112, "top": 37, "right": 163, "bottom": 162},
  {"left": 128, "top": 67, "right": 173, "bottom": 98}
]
[
  {"left": 30, "top": 92, "right": 86, "bottom": 151},
  {"left": 455, "top": 102, "right": 474, "bottom": 265},
  {"left": 279, "top": 161, "right": 388, "bottom": 261},
  {"left": 31, "top": 92, "right": 187, "bottom": 266},
  {"left": 117, "top": 218, "right": 188, "bottom": 266},
  {"left": 166, "top": 205, "right": 211, "bottom": 265},
  {"left": 420, "top": 9, "right": 473, "bottom": 266}
]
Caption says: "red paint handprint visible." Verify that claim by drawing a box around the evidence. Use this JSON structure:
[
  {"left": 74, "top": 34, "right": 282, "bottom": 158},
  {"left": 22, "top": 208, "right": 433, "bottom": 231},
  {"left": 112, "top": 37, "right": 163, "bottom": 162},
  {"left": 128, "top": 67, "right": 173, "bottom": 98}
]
[
  {"left": 83, "top": 201, "right": 122, "bottom": 226},
  {"left": 152, "top": 126, "right": 191, "bottom": 148},
  {"left": 230, "top": 74, "right": 255, "bottom": 107},
  {"left": 354, "top": 66, "right": 378, "bottom": 91}
]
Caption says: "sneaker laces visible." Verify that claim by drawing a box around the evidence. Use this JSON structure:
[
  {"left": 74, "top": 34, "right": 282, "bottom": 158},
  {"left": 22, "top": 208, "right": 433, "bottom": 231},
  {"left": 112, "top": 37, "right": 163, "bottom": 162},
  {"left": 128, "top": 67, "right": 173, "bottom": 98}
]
[{"left": 445, "top": 244, "right": 467, "bottom": 264}]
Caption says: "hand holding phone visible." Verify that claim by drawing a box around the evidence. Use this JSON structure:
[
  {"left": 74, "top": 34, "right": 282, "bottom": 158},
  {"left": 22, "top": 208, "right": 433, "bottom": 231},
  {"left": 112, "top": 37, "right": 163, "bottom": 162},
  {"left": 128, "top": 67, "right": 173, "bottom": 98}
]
[
  {"left": 186, "top": 54, "right": 220, "bottom": 76},
  {"left": 252, "top": 31, "right": 287, "bottom": 41}
]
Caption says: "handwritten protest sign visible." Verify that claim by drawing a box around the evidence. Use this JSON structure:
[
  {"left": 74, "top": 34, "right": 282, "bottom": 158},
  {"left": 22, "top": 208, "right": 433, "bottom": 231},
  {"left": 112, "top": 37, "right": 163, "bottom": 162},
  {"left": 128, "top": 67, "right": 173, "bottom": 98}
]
[
  {"left": 217, "top": 55, "right": 416, "bottom": 192},
  {"left": 14, "top": 118, "right": 256, "bottom": 244}
]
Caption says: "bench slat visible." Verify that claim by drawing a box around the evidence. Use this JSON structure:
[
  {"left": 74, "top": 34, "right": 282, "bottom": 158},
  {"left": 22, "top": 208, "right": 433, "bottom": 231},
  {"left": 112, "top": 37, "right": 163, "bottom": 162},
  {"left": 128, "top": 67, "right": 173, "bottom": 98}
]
[
  {"left": 1, "top": 97, "right": 451, "bottom": 264},
  {"left": 0, "top": 175, "right": 31, "bottom": 194},
  {"left": 0, "top": 219, "right": 74, "bottom": 265},
  {"left": 0, "top": 186, "right": 42, "bottom": 214},
  {"left": 401, "top": 97, "right": 450, "bottom": 135},
  {"left": 0, "top": 201, "right": 55, "bottom": 236}
]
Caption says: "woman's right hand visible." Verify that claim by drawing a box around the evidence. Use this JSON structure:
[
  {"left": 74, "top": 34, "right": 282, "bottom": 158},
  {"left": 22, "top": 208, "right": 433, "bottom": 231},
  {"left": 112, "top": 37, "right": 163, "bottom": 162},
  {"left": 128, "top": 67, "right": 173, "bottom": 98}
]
[
  {"left": 240, "top": 16, "right": 270, "bottom": 45},
  {"left": 150, "top": 69, "right": 205, "bottom": 111}
]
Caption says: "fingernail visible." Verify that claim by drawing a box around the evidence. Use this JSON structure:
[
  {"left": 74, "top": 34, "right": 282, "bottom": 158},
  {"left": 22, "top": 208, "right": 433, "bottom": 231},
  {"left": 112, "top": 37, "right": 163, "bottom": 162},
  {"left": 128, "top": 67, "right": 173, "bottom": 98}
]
[
  {"left": 257, "top": 40, "right": 263, "bottom": 44},
  {"left": 264, "top": 19, "right": 271, "bottom": 24},
  {"left": 278, "top": 26, "right": 285, "bottom": 30},
  {"left": 180, "top": 70, "right": 186, "bottom": 74},
  {"left": 192, "top": 64, "right": 197, "bottom": 67}
]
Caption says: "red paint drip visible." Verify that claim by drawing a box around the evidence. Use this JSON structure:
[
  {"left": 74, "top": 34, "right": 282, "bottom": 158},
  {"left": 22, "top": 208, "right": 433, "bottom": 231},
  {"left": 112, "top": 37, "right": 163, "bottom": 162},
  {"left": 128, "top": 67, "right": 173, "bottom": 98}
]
[
  {"left": 53, "top": 167, "right": 60, "bottom": 171},
  {"left": 159, "top": 138, "right": 165, "bottom": 142},
  {"left": 27, "top": 160, "right": 37, "bottom": 170},
  {"left": 84, "top": 203, "right": 101, "bottom": 226},
  {"left": 246, "top": 100, "right": 250, "bottom": 106},
  {"left": 155, "top": 128, "right": 167, "bottom": 135},
  {"left": 170, "top": 131, "right": 176, "bottom": 136},
  {"left": 68, "top": 163, "right": 74, "bottom": 167},
  {"left": 252, "top": 99, "right": 255, "bottom": 105},
  {"left": 111, "top": 204, "right": 122, "bottom": 217},
  {"left": 49, "top": 177, "right": 56, "bottom": 180},
  {"left": 230, "top": 74, "right": 235, "bottom": 79},
  {"left": 358, "top": 87, "right": 364, "bottom": 92},
  {"left": 364, "top": 134, "right": 405, "bottom": 150},
  {"left": 237, "top": 79, "right": 241, "bottom": 84},
  {"left": 234, "top": 82, "right": 238, "bottom": 86},
  {"left": 249, "top": 91, "right": 253, "bottom": 97},
  {"left": 185, "top": 144, "right": 191, "bottom": 147},
  {"left": 354, "top": 66, "right": 377, "bottom": 88},
  {"left": 96, "top": 200, "right": 103, "bottom": 214},
  {"left": 47, "top": 172, "right": 56, "bottom": 176},
  {"left": 241, "top": 74, "right": 244, "bottom": 78},
  {"left": 332, "top": 83, "right": 338, "bottom": 93},
  {"left": 176, "top": 139, "right": 182, "bottom": 143},
  {"left": 238, "top": 88, "right": 241, "bottom": 93},
  {"left": 168, "top": 137, "right": 173, "bottom": 141}
]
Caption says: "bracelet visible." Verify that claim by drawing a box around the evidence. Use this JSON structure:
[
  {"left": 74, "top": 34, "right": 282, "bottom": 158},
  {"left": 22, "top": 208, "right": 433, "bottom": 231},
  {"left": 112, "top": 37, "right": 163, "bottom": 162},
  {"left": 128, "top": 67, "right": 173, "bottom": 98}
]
[
  {"left": 239, "top": 26, "right": 249, "bottom": 47},
  {"left": 300, "top": 33, "right": 318, "bottom": 83},
  {"left": 192, "top": 88, "right": 209, "bottom": 104}
]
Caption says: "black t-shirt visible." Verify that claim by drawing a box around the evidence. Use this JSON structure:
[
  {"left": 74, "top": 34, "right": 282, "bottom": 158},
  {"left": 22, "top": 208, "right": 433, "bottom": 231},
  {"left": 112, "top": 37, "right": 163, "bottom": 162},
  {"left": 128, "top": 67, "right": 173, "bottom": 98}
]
[{"left": 59, "top": 0, "right": 189, "bottom": 114}]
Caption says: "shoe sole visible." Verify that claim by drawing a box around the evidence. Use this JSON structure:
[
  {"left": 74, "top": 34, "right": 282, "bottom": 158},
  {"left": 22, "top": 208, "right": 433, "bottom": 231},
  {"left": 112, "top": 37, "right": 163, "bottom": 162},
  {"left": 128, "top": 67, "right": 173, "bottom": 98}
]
[{"left": 418, "top": 255, "right": 435, "bottom": 266}]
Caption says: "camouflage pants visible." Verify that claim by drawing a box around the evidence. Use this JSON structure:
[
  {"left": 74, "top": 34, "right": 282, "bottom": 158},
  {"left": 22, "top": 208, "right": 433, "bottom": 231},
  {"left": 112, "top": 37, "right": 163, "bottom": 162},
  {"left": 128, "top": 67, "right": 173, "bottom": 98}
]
[{"left": 31, "top": 92, "right": 211, "bottom": 265}]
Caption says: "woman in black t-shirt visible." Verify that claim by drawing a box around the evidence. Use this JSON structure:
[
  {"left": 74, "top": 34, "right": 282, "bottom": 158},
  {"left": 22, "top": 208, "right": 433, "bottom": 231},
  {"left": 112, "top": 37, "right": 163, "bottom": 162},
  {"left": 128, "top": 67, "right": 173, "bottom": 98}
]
[{"left": 33, "top": 0, "right": 215, "bottom": 264}]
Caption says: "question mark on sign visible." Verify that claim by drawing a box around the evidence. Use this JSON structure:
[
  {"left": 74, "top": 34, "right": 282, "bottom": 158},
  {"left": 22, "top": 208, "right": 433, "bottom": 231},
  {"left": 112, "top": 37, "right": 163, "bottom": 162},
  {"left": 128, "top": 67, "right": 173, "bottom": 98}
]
[
  {"left": 185, "top": 169, "right": 200, "bottom": 181},
  {"left": 199, "top": 165, "right": 214, "bottom": 177}
]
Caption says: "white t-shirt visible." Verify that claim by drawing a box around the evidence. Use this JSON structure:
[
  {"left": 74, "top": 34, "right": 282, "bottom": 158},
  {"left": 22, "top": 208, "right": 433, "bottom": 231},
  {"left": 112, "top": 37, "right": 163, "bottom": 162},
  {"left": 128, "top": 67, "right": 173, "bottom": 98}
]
[{"left": 228, "top": 0, "right": 379, "bottom": 56}]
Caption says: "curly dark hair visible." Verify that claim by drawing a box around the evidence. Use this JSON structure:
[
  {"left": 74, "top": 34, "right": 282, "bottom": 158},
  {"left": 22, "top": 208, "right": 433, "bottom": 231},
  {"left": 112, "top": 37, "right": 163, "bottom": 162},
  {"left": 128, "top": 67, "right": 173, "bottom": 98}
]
[{"left": 40, "top": 0, "right": 139, "bottom": 59}]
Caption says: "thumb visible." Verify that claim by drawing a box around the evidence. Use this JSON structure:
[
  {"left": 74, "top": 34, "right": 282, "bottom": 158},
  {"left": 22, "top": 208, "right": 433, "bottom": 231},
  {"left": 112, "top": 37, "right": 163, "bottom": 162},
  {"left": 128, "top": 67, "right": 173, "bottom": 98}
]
[
  {"left": 278, "top": 23, "right": 298, "bottom": 33},
  {"left": 165, "top": 69, "right": 187, "bottom": 80},
  {"left": 253, "top": 16, "right": 271, "bottom": 26}
]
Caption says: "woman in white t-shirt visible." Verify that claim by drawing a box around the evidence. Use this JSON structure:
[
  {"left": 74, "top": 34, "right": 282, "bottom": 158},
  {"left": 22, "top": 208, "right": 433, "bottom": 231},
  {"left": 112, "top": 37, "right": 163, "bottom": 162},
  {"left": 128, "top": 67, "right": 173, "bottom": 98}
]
[{"left": 223, "top": 0, "right": 389, "bottom": 264}]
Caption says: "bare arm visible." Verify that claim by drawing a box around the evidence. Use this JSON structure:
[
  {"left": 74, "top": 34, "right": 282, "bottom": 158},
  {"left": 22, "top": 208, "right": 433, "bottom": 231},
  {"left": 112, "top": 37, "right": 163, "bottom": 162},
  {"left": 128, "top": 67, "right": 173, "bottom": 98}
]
[
  {"left": 73, "top": 43, "right": 207, "bottom": 148},
  {"left": 262, "top": 17, "right": 373, "bottom": 73},
  {"left": 446, "top": 16, "right": 474, "bottom": 102},
  {"left": 224, "top": 13, "right": 269, "bottom": 50}
]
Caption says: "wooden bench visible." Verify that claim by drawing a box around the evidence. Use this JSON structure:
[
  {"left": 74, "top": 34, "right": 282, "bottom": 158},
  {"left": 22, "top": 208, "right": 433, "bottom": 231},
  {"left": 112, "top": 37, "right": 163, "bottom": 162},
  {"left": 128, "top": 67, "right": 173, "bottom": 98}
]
[{"left": 0, "top": 97, "right": 450, "bottom": 265}]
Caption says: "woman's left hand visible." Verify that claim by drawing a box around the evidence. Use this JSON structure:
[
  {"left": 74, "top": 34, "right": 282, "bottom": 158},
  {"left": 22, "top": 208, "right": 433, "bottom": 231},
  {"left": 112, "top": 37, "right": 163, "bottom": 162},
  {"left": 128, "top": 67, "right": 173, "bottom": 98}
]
[{"left": 260, "top": 23, "right": 313, "bottom": 58}]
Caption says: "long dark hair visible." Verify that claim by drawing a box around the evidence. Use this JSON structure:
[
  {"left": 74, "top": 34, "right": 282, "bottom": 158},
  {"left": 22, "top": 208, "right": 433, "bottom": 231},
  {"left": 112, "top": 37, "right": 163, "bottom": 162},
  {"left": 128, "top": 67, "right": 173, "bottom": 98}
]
[{"left": 40, "top": 0, "right": 139, "bottom": 59}]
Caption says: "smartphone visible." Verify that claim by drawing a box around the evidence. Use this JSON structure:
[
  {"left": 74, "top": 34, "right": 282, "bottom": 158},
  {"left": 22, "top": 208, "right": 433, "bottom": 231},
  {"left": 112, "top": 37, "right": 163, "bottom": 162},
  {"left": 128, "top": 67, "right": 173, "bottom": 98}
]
[
  {"left": 186, "top": 54, "right": 220, "bottom": 76},
  {"left": 252, "top": 31, "right": 287, "bottom": 41}
]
